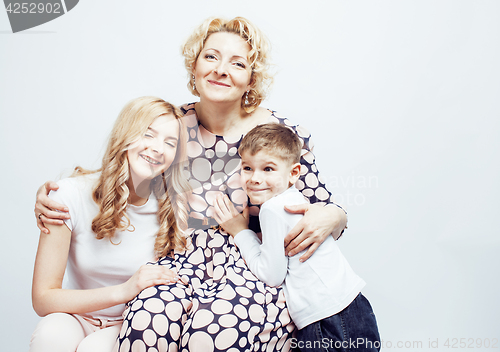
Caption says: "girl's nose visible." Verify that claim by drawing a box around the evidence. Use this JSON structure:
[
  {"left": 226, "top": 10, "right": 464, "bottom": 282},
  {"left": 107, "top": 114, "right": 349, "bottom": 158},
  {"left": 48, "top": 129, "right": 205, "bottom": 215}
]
[{"left": 150, "top": 138, "right": 163, "bottom": 154}]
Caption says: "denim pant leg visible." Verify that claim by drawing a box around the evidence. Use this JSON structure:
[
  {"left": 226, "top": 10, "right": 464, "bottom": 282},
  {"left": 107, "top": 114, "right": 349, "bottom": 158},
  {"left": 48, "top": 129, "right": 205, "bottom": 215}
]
[
  {"left": 296, "top": 293, "right": 381, "bottom": 352},
  {"left": 296, "top": 314, "right": 344, "bottom": 352},
  {"left": 341, "top": 293, "right": 381, "bottom": 351}
]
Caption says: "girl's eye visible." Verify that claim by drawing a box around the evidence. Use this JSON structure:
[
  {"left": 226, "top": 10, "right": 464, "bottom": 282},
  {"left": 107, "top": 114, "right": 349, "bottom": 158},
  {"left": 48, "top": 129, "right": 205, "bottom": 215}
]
[
  {"left": 264, "top": 167, "right": 273, "bottom": 172},
  {"left": 165, "top": 142, "right": 176, "bottom": 147},
  {"left": 243, "top": 166, "right": 252, "bottom": 171}
]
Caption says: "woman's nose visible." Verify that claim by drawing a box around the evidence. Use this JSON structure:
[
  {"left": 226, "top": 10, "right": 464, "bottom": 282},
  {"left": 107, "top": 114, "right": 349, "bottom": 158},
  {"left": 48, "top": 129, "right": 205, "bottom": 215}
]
[{"left": 214, "top": 61, "right": 228, "bottom": 76}]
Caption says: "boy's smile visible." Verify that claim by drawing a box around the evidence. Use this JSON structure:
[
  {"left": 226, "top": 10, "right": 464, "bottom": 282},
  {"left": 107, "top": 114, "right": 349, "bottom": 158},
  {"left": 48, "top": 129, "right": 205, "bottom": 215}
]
[{"left": 240, "top": 150, "right": 300, "bottom": 205}]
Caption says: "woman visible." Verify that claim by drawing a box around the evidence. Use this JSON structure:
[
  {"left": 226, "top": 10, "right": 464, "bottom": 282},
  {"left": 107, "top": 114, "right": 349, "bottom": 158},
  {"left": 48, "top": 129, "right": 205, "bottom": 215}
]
[
  {"left": 35, "top": 18, "right": 348, "bottom": 351},
  {"left": 30, "top": 97, "right": 191, "bottom": 352}
]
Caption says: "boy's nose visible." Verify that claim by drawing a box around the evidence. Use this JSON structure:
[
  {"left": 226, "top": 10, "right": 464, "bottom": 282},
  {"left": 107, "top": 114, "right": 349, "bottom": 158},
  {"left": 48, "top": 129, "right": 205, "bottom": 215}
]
[{"left": 250, "top": 172, "right": 262, "bottom": 183}]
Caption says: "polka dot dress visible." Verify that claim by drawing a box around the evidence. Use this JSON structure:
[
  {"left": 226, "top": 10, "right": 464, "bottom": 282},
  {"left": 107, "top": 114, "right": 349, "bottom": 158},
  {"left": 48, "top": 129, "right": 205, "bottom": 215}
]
[{"left": 116, "top": 104, "right": 340, "bottom": 352}]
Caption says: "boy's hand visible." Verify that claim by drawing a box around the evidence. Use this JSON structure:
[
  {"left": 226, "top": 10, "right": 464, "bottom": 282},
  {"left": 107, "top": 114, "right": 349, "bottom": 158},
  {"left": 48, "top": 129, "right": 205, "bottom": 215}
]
[{"left": 213, "top": 194, "right": 249, "bottom": 237}]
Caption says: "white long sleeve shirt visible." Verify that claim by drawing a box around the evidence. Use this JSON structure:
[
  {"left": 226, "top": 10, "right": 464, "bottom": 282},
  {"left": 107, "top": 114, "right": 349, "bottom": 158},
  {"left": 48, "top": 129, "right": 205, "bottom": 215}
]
[{"left": 234, "top": 186, "right": 365, "bottom": 329}]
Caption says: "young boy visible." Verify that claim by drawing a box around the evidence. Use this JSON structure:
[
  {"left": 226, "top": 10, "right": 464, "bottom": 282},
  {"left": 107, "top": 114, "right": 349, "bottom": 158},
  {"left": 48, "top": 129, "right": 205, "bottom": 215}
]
[{"left": 214, "top": 123, "right": 380, "bottom": 351}]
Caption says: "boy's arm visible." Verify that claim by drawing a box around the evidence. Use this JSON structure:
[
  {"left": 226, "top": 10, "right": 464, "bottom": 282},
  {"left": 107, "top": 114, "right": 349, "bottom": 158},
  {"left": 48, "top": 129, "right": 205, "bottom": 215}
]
[{"left": 234, "top": 207, "right": 288, "bottom": 287}]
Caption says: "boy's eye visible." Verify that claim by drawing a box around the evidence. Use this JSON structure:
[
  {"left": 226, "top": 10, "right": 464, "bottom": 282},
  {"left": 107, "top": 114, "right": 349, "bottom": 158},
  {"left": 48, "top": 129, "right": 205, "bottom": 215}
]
[{"left": 264, "top": 167, "right": 274, "bottom": 172}]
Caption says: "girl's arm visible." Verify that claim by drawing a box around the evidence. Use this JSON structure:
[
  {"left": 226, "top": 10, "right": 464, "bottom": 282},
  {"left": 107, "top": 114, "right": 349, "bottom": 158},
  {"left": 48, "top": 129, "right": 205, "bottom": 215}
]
[{"left": 32, "top": 223, "right": 177, "bottom": 317}]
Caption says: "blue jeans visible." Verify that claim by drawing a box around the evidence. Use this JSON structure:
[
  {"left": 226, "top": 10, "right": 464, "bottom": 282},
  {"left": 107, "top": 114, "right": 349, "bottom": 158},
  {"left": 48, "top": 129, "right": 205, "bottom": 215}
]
[{"left": 295, "top": 293, "right": 380, "bottom": 352}]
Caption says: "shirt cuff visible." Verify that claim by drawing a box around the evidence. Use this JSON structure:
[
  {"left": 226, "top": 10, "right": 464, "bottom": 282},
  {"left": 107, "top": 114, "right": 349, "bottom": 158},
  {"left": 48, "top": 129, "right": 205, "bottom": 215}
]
[{"left": 233, "top": 229, "right": 260, "bottom": 246}]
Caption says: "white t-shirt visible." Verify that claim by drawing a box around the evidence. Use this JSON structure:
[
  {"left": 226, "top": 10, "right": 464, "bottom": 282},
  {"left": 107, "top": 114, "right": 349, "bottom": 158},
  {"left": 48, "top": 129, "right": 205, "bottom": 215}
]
[
  {"left": 49, "top": 173, "right": 158, "bottom": 320},
  {"left": 234, "top": 186, "right": 366, "bottom": 330}
]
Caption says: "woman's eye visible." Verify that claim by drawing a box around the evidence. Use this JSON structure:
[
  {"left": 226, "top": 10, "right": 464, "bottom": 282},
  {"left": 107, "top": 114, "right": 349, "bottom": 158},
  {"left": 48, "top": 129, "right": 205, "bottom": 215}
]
[
  {"left": 165, "top": 142, "right": 176, "bottom": 147},
  {"left": 145, "top": 133, "right": 153, "bottom": 138},
  {"left": 205, "top": 54, "right": 216, "bottom": 60},
  {"left": 234, "top": 62, "right": 245, "bottom": 68}
]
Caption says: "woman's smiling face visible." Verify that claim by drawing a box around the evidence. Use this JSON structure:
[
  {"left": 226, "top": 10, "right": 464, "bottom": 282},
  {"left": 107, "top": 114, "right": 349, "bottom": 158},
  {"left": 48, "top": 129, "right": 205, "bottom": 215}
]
[
  {"left": 193, "top": 32, "right": 253, "bottom": 105},
  {"left": 127, "top": 114, "right": 180, "bottom": 184}
]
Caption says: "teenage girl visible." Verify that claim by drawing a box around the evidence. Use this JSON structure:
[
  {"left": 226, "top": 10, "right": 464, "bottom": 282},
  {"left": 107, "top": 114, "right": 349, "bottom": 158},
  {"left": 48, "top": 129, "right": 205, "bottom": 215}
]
[{"left": 30, "top": 97, "right": 191, "bottom": 352}]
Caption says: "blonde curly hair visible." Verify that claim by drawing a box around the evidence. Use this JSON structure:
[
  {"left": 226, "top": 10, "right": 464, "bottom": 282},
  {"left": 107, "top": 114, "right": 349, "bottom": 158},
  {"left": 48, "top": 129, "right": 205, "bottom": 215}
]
[
  {"left": 74, "top": 97, "right": 191, "bottom": 258},
  {"left": 182, "top": 16, "right": 274, "bottom": 113}
]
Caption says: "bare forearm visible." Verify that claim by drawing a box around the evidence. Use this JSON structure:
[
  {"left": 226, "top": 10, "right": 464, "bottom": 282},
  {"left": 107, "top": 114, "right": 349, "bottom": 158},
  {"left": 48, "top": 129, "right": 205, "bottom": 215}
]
[
  {"left": 326, "top": 204, "right": 347, "bottom": 240},
  {"left": 32, "top": 284, "right": 127, "bottom": 317}
]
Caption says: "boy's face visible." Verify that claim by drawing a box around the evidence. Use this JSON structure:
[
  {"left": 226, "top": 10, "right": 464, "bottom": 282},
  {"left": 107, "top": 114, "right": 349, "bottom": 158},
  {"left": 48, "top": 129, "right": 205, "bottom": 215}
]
[{"left": 240, "top": 150, "right": 300, "bottom": 205}]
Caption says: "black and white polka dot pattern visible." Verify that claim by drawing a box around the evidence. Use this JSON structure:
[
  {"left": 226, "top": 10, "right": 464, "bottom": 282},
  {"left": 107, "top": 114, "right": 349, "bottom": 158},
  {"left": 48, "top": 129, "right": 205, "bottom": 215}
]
[{"left": 115, "top": 104, "right": 340, "bottom": 351}]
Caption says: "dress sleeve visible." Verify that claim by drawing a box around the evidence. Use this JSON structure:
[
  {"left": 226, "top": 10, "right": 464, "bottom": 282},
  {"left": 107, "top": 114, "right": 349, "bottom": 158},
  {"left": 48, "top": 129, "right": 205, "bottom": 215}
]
[
  {"left": 233, "top": 206, "right": 288, "bottom": 287},
  {"left": 278, "top": 118, "right": 346, "bottom": 213}
]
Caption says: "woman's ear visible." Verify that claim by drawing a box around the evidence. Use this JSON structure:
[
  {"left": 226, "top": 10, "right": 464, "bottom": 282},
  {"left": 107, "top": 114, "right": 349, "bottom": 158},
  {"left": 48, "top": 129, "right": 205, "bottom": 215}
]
[
  {"left": 289, "top": 162, "right": 301, "bottom": 186},
  {"left": 247, "top": 75, "right": 255, "bottom": 91},
  {"left": 191, "top": 64, "right": 197, "bottom": 81}
]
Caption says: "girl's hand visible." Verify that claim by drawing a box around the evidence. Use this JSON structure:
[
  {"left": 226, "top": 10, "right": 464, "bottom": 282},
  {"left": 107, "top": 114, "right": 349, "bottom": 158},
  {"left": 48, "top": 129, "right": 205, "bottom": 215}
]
[
  {"left": 35, "top": 181, "right": 70, "bottom": 234},
  {"left": 213, "top": 194, "right": 249, "bottom": 237},
  {"left": 119, "top": 265, "right": 180, "bottom": 303},
  {"left": 284, "top": 203, "right": 347, "bottom": 262}
]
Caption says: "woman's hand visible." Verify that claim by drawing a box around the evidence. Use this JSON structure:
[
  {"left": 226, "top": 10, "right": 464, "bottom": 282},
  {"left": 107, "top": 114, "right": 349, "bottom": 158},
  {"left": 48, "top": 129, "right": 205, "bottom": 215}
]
[
  {"left": 35, "top": 181, "right": 70, "bottom": 234},
  {"left": 284, "top": 203, "right": 347, "bottom": 262},
  {"left": 118, "top": 265, "right": 180, "bottom": 303},
  {"left": 213, "top": 194, "right": 249, "bottom": 237}
]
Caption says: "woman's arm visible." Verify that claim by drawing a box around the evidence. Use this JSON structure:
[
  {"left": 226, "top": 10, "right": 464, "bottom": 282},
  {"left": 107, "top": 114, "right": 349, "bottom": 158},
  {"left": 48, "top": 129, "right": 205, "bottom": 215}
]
[
  {"left": 32, "top": 223, "right": 178, "bottom": 317},
  {"left": 35, "top": 181, "right": 70, "bottom": 234},
  {"left": 284, "top": 203, "right": 347, "bottom": 261},
  {"left": 279, "top": 120, "right": 348, "bottom": 262}
]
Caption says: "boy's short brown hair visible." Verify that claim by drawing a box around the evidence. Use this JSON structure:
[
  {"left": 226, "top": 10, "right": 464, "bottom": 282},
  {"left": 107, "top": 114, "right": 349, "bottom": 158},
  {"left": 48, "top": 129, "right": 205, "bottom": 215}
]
[{"left": 239, "top": 123, "right": 302, "bottom": 164}]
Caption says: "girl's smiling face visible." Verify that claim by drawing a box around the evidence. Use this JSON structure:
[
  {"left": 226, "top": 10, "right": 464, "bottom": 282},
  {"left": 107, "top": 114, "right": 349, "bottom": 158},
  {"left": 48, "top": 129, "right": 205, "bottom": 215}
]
[
  {"left": 127, "top": 114, "right": 180, "bottom": 185},
  {"left": 193, "top": 32, "right": 253, "bottom": 105}
]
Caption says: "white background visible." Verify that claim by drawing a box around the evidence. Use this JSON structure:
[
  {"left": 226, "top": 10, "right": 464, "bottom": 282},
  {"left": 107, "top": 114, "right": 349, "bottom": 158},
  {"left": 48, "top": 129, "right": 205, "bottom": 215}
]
[{"left": 1, "top": 1, "right": 499, "bottom": 350}]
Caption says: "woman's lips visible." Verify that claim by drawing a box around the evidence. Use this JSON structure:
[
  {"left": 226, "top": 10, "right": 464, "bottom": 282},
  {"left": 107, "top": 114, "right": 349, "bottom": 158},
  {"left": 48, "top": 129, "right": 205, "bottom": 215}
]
[{"left": 208, "top": 80, "right": 230, "bottom": 87}]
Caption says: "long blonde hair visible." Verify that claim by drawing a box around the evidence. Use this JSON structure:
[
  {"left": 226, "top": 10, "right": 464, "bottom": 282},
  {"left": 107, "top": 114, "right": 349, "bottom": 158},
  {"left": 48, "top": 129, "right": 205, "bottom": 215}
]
[
  {"left": 182, "top": 16, "right": 273, "bottom": 113},
  {"left": 74, "top": 97, "right": 191, "bottom": 257}
]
